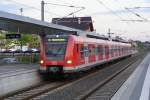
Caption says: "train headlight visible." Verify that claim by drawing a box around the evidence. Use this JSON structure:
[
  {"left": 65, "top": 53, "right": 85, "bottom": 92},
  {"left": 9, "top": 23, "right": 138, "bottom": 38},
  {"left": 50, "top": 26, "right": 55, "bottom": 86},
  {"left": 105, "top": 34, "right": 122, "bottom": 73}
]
[
  {"left": 40, "top": 60, "right": 44, "bottom": 64},
  {"left": 66, "top": 60, "right": 72, "bottom": 64}
]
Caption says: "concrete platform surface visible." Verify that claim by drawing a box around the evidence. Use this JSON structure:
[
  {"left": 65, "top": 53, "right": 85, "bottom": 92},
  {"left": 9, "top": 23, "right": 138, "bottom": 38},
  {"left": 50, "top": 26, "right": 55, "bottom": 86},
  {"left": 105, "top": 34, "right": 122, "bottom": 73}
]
[
  {"left": 0, "top": 64, "right": 39, "bottom": 76},
  {"left": 111, "top": 52, "right": 150, "bottom": 100},
  {"left": 0, "top": 64, "right": 41, "bottom": 97}
]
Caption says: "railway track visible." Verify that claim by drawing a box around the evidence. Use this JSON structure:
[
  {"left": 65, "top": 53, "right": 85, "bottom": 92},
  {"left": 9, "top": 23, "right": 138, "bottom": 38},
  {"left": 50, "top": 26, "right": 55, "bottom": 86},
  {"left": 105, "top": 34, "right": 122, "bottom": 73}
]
[
  {"left": 77, "top": 54, "right": 145, "bottom": 100},
  {"left": 2, "top": 53, "right": 145, "bottom": 100},
  {"left": 3, "top": 81, "right": 69, "bottom": 100},
  {"left": 30, "top": 53, "right": 144, "bottom": 100}
]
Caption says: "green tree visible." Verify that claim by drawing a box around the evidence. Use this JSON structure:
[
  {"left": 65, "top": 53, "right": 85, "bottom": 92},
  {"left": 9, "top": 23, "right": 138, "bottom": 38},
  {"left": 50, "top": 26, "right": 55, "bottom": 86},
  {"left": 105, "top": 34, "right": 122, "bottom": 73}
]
[
  {"left": 0, "top": 32, "right": 12, "bottom": 50},
  {"left": 17, "top": 34, "right": 39, "bottom": 50},
  {"left": 0, "top": 32, "right": 40, "bottom": 50}
]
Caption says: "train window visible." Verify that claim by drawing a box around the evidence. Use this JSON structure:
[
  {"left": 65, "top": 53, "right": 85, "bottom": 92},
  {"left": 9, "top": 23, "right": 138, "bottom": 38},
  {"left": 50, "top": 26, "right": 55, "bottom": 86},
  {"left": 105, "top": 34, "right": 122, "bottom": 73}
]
[
  {"left": 98, "top": 46, "right": 103, "bottom": 55},
  {"left": 77, "top": 44, "right": 78, "bottom": 53},
  {"left": 84, "top": 46, "right": 88, "bottom": 57},
  {"left": 98, "top": 46, "right": 100, "bottom": 53},
  {"left": 89, "top": 49, "right": 92, "bottom": 54},
  {"left": 105, "top": 46, "right": 109, "bottom": 53},
  {"left": 111, "top": 48, "right": 113, "bottom": 56},
  {"left": 80, "top": 47, "right": 84, "bottom": 59},
  {"left": 45, "top": 35, "right": 68, "bottom": 61},
  {"left": 45, "top": 43, "right": 66, "bottom": 60},
  {"left": 88, "top": 45, "right": 92, "bottom": 56},
  {"left": 110, "top": 48, "right": 113, "bottom": 56},
  {"left": 79, "top": 46, "right": 88, "bottom": 59},
  {"left": 89, "top": 48, "right": 92, "bottom": 56},
  {"left": 91, "top": 47, "right": 95, "bottom": 55},
  {"left": 103, "top": 46, "right": 105, "bottom": 55},
  {"left": 112, "top": 47, "right": 114, "bottom": 55},
  {"left": 95, "top": 47, "right": 99, "bottom": 55},
  {"left": 88, "top": 45, "right": 96, "bottom": 56}
]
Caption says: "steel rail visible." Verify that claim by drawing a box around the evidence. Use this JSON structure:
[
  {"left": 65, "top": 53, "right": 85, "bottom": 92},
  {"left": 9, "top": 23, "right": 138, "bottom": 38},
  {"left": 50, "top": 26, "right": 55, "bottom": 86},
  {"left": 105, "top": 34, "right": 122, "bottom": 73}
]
[
  {"left": 3, "top": 81, "right": 69, "bottom": 100},
  {"left": 31, "top": 53, "right": 142, "bottom": 100},
  {"left": 76, "top": 54, "right": 141, "bottom": 100}
]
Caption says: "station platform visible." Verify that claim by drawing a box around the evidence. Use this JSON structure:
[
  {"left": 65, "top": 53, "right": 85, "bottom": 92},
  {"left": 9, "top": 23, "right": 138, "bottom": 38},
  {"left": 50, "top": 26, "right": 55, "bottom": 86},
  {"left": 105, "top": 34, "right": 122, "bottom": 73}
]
[
  {"left": 111, "top": 52, "right": 150, "bottom": 100},
  {"left": 0, "top": 64, "right": 41, "bottom": 97},
  {"left": 0, "top": 64, "right": 39, "bottom": 76}
]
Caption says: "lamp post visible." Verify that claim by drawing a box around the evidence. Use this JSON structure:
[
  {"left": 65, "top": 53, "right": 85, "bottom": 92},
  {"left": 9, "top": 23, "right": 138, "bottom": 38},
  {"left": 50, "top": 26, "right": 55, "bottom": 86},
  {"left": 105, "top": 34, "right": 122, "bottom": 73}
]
[
  {"left": 19, "top": 8, "right": 23, "bottom": 16},
  {"left": 41, "top": 0, "right": 85, "bottom": 22},
  {"left": 41, "top": 0, "right": 45, "bottom": 21}
]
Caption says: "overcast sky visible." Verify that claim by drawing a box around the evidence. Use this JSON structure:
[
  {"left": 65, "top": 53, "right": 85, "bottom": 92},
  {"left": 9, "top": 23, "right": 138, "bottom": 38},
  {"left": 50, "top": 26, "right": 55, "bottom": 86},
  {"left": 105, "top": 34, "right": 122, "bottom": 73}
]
[{"left": 0, "top": 0, "right": 150, "bottom": 41}]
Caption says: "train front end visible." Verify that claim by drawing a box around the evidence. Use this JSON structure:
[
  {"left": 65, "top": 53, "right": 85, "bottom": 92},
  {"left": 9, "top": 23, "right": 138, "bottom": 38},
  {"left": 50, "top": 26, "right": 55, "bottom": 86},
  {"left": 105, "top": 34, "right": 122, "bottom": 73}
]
[{"left": 39, "top": 34, "right": 74, "bottom": 75}]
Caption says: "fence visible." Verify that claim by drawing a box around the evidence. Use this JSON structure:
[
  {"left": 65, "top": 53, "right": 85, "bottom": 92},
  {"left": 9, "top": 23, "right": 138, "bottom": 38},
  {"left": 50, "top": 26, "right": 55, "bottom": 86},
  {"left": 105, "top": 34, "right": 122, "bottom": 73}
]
[{"left": 0, "top": 52, "right": 39, "bottom": 64}]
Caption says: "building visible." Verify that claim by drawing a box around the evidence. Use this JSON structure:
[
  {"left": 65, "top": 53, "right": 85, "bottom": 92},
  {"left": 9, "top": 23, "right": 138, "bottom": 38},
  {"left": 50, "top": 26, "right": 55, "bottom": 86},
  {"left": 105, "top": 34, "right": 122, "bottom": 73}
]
[{"left": 52, "top": 17, "right": 94, "bottom": 32}]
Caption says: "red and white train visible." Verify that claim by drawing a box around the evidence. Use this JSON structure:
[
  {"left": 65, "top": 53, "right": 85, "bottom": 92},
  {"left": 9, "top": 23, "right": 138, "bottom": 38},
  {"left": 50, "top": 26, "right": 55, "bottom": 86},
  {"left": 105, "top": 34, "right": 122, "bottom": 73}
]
[
  {"left": 39, "top": 33, "right": 135, "bottom": 74},
  {"left": 0, "top": 11, "right": 136, "bottom": 75}
]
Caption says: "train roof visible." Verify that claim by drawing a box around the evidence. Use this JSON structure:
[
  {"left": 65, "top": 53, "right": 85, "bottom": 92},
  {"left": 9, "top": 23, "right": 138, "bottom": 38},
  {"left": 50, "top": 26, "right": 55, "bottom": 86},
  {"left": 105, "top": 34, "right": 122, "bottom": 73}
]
[{"left": 72, "top": 35, "right": 131, "bottom": 47}]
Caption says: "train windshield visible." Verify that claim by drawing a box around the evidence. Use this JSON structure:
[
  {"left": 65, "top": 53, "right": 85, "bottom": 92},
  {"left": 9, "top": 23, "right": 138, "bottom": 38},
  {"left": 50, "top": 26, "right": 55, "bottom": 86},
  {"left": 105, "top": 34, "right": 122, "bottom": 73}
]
[{"left": 45, "top": 35, "right": 68, "bottom": 61}]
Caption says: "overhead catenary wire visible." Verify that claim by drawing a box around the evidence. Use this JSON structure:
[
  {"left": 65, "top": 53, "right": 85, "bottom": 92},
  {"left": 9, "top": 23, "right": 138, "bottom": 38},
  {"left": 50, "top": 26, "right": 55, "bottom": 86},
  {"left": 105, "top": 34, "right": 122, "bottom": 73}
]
[
  {"left": 109, "top": 1, "right": 137, "bottom": 23},
  {"left": 5, "top": 0, "right": 63, "bottom": 17},
  {"left": 41, "top": 1, "right": 85, "bottom": 23},
  {"left": 56, "top": 0, "right": 76, "bottom": 6},
  {"left": 112, "top": 1, "right": 149, "bottom": 40},
  {"left": 52, "top": 6, "right": 85, "bottom": 23},
  {"left": 121, "top": 19, "right": 147, "bottom": 22},
  {"left": 95, "top": 0, "right": 125, "bottom": 21},
  {"left": 126, "top": 6, "right": 150, "bottom": 9},
  {"left": 43, "top": 1, "right": 85, "bottom": 17},
  {"left": 6, "top": 0, "right": 86, "bottom": 21},
  {"left": 95, "top": 0, "right": 132, "bottom": 34},
  {"left": 55, "top": 0, "right": 86, "bottom": 15},
  {"left": 125, "top": 7, "right": 148, "bottom": 21},
  {"left": 44, "top": 2, "right": 85, "bottom": 9}
]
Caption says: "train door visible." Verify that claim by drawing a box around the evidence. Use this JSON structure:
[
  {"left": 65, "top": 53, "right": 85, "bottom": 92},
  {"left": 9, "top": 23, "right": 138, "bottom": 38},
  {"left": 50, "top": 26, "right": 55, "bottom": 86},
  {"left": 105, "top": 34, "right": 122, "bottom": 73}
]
[
  {"left": 98, "top": 45, "right": 103, "bottom": 60},
  {"left": 105, "top": 45, "right": 109, "bottom": 60},
  {"left": 117, "top": 46, "right": 119, "bottom": 57},
  {"left": 79, "top": 44, "right": 85, "bottom": 65},
  {"left": 110, "top": 45, "right": 113, "bottom": 58},
  {"left": 84, "top": 43, "right": 88, "bottom": 64},
  {"left": 74, "top": 44, "right": 79, "bottom": 66},
  {"left": 109, "top": 45, "right": 112, "bottom": 58},
  {"left": 119, "top": 46, "right": 121, "bottom": 56},
  {"left": 112, "top": 45, "right": 114, "bottom": 58},
  {"left": 102, "top": 45, "right": 105, "bottom": 60},
  {"left": 122, "top": 47, "right": 124, "bottom": 56},
  {"left": 95, "top": 44, "right": 98, "bottom": 62},
  {"left": 88, "top": 44, "right": 96, "bottom": 63},
  {"left": 118, "top": 46, "right": 120, "bottom": 56},
  {"left": 115, "top": 45, "right": 117, "bottom": 57}
]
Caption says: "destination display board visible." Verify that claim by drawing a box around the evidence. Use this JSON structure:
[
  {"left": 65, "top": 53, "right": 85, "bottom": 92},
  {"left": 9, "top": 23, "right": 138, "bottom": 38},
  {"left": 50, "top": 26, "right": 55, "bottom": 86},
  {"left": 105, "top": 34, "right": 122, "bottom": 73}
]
[
  {"left": 6, "top": 34, "right": 21, "bottom": 39},
  {"left": 46, "top": 35, "right": 68, "bottom": 42},
  {"left": 47, "top": 38, "right": 67, "bottom": 42}
]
